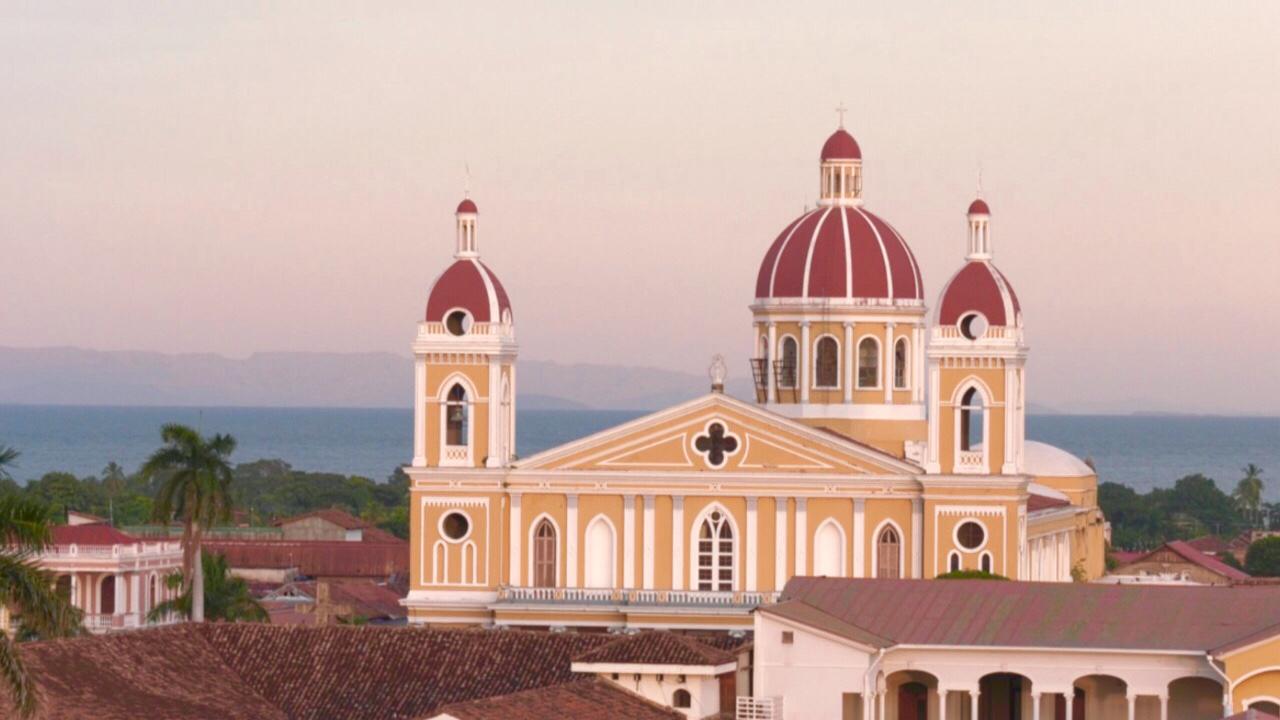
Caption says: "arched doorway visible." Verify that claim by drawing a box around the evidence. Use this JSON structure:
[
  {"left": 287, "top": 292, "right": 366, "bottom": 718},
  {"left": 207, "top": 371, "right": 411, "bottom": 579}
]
[
  {"left": 886, "top": 670, "right": 938, "bottom": 720},
  {"left": 99, "top": 575, "right": 115, "bottom": 615},
  {"left": 1073, "top": 675, "right": 1127, "bottom": 719},
  {"left": 979, "top": 672, "right": 1032, "bottom": 720},
  {"left": 1168, "top": 676, "right": 1224, "bottom": 720},
  {"left": 898, "top": 682, "right": 928, "bottom": 720}
]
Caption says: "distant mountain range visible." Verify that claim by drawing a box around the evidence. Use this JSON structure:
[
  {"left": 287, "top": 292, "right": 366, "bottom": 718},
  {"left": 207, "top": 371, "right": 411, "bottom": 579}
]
[{"left": 0, "top": 346, "right": 755, "bottom": 411}]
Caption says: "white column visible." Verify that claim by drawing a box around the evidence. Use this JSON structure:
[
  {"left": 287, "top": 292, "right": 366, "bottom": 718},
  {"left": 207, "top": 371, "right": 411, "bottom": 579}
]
[
  {"left": 799, "top": 321, "right": 811, "bottom": 403},
  {"left": 853, "top": 499, "right": 866, "bottom": 578},
  {"left": 970, "top": 689, "right": 980, "bottom": 720},
  {"left": 1064, "top": 692, "right": 1073, "bottom": 720},
  {"left": 878, "top": 689, "right": 887, "bottom": 720},
  {"left": 774, "top": 498, "right": 788, "bottom": 590},
  {"left": 1031, "top": 692, "right": 1041, "bottom": 720},
  {"left": 486, "top": 361, "right": 500, "bottom": 467},
  {"left": 412, "top": 356, "right": 427, "bottom": 466},
  {"left": 672, "top": 496, "right": 685, "bottom": 590},
  {"left": 794, "top": 498, "right": 807, "bottom": 576},
  {"left": 912, "top": 325, "right": 924, "bottom": 403},
  {"left": 926, "top": 362, "right": 942, "bottom": 472},
  {"left": 70, "top": 575, "right": 79, "bottom": 610},
  {"left": 509, "top": 494, "right": 522, "bottom": 586},
  {"left": 623, "top": 495, "right": 636, "bottom": 588},
  {"left": 567, "top": 494, "right": 579, "bottom": 587},
  {"left": 113, "top": 573, "right": 125, "bottom": 617},
  {"left": 130, "top": 573, "right": 140, "bottom": 617},
  {"left": 642, "top": 495, "right": 655, "bottom": 589},
  {"left": 767, "top": 322, "right": 778, "bottom": 402},
  {"left": 1126, "top": 695, "right": 1137, "bottom": 720},
  {"left": 1159, "top": 694, "right": 1169, "bottom": 720},
  {"left": 1003, "top": 366, "right": 1017, "bottom": 474},
  {"left": 911, "top": 497, "right": 923, "bottom": 578},
  {"left": 937, "top": 690, "right": 948, "bottom": 720},
  {"left": 884, "top": 322, "right": 896, "bottom": 403},
  {"left": 746, "top": 496, "right": 758, "bottom": 591},
  {"left": 843, "top": 322, "right": 854, "bottom": 403}
]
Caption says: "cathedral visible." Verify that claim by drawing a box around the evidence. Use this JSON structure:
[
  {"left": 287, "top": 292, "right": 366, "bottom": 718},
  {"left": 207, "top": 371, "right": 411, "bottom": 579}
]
[{"left": 401, "top": 124, "right": 1108, "bottom": 630}]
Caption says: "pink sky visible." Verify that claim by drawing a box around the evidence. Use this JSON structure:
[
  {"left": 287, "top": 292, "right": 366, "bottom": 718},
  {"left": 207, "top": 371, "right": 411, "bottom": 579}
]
[{"left": 2, "top": 3, "right": 1278, "bottom": 414}]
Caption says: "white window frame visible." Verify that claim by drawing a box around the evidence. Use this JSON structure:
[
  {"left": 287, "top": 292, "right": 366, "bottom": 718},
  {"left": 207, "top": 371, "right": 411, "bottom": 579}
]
[
  {"left": 778, "top": 335, "right": 799, "bottom": 389},
  {"left": 812, "top": 334, "right": 841, "bottom": 390},
  {"left": 527, "top": 513, "right": 561, "bottom": 589},
  {"left": 438, "top": 373, "right": 478, "bottom": 467},
  {"left": 871, "top": 519, "right": 905, "bottom": 579},
  {"left": 856, "top": 335, "right": 882, "bottom": 390},
  {"left": 691, "top": 503, "right": 738, "bottom": 592},
  {"left": 893, "top": 336, "right": 910, "bottom": 390}
]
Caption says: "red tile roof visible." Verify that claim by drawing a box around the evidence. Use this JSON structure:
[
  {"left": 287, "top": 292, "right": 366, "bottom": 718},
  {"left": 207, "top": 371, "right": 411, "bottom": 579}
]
[
  {"left": 50, "top": 522, "right": 138, "bottom": 546},
  {"left": 572, "top": 631, "right": 736, "bottom": 667},
  {"left": 1161, "top": 540, "right": 1251, "bottom": 581},
  {"left": 774, "top": 577, "right": 1280, "bottom": 654},
  {"left": 325, "top": 580, "right": 406, "bottom": 619},
  {"left": 274, "top": 508, "right": 369, "bottom": 530},
  {"left": 1185, "top": 535, "right": 1231, "bottom": 554},
  {"left": 427, "top": 678, "right": 683, "bottom": 720},
  {"left": 203, "top": 538, "right": 407, "bottom": 578},
  {"left": 1026, "top": 493, "right": 1072, "bottom": 513}
]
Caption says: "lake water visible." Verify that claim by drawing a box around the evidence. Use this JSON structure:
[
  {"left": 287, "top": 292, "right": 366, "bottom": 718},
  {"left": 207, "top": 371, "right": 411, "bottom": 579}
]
[{"left": 1, "top": 405, "right": 1277, "bottom": 499}]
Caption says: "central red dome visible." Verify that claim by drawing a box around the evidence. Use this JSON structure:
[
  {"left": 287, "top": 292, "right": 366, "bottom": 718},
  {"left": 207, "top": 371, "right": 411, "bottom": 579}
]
[
  {"left": 755, "top": 205, "right": 923, "bottom": 302},
  {"left": 821, "top": 128, "right": 862, "bottom": 161}
]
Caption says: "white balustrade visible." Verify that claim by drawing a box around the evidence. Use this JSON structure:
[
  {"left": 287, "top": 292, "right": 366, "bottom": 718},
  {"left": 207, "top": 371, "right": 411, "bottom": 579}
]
[
  {"left": 499, "top": 586, "right": 779, "bottom": 608},
  {"left": 737, "top": 696, "right": 783, "bottom": 720}
]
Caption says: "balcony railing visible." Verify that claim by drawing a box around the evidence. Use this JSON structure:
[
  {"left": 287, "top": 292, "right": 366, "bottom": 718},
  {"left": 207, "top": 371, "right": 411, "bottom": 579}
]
[
  {"left": 737, "top": 696, "right": 783, "bottom": 720},
  {"left": 419, "top": 321, "right": 514, "bottom": 339},
  {"left": 82, "top": 611, "right": 182, "bottom": 633},
  {"left": 955, "top": 450, "right": 985, "bottom": 473},
  {"left": 497, "top": 586, "right": 779, "bottom": 608},
  {"left": 40, "top": 541, "right": 182, "bottom": 559}
]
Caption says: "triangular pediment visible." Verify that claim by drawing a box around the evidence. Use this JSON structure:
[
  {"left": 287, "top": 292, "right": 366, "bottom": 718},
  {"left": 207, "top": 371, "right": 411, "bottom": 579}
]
[{"left": 514, "top": 393, "right": 919, "bottom": 476}]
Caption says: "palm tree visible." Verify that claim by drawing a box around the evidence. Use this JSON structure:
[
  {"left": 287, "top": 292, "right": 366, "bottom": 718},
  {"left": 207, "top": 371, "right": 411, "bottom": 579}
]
[
  {"left": 100, "top": 461, "right": 126, "bottom": 526},
  {"left": 140, "top": 424, "right": 237, "bottom": 623},
  {"left": 0, "top": 494, "right": 82, "bottom": 717},
  {"left": 147, "top": 552, "right": 266, "bottom": 624},
  {"left": 0, "top": 446, "right": 19, "bottom": 481},
  {"left": 1234, "top": 464, "right": 1265, "bottom": 528}
]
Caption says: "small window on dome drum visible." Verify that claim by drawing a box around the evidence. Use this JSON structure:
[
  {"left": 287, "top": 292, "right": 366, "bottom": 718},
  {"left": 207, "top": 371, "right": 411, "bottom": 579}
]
[
  {"left": 959, "top": 313, "right": 988, "bottom": 341},
  {"left": 857, "top": 337, "right": 880, "bottom": 389},
  {"left": 445, "top": 310, "right": 471, "bottom": 336}
]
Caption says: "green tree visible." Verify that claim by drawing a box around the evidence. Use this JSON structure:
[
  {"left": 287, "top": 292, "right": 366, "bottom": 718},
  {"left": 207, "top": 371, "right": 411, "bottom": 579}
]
[
  {"left": 936, "top": 570, "right": 1009, "bottom": 580},
  {"left": 0, "top": 495, "right": 82, "bottom": 717},
  {"left": 1218, "top": 551, "right": 1245, "bottom": 571},
  {"left": 140, "top": 424, "right": 237, "bottom": 623},
  {"left": 148, "top": 551, "right": 267, "bottom": 624},
  {"left": 101, "top": 461, "right": 127, "bottom": 526},
  {"left": 1234, "top": 464, "right": 1265, "bottom": 528},
  {"left": 0, "top": 446, "right": 18, "bottom": 481},
  {"left": 1245, "top": 536, "right": 1280, "bottom": 577},
  {"left": 25, "top": 472, "right": 89, "bottom": 521}
]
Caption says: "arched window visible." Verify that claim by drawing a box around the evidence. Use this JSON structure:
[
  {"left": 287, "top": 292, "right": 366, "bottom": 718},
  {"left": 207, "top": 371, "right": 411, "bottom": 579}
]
[
  {"left": 814, "top": 336, "right": 839, "bottom": 388},
  {"left": 432, "top": 541, "right": 448, "bottom": 584},
  {"left": 584, "top": 517, "right": 615, "bottom": 589},
  {"left": 894, "top": 337, "right": 908, "bottom": 389},
  {"left": 948, "top": 551, "right": 961, "bottom": 573},
  {"left": 960, "top": 387, "right": 984, "bottom": 451},
  {"left": 672, "top": 689, "right": 692, "bottom": 709},
  {"left": 445, "top": 384, "right": 469, "bottom": 446},
  {"left": 99, "top": 575, "right": 115, "bottom": 615},
  {"left": 533, "top": 519, "right": 557, "bottom": 588},
  {"left": 876, "top": 526, "right": 901, "bottom": 579},
  {"left": 778, "top": 336, "right": 798, "bottom": 388},
  {"left": 462, "top": 540, "right": 478, "bottom": 584},
  {"left": 980, "top": 552, "right": 993, "bottom": 574},
  {"left": 697, "top": 509, "right": 735, "bottom": 591},
  {"left": 813, "top": 520, "right": 844, "bottom": 577},
  {"left": 857, "top": 337, "right": 880, "bottom": 388}
]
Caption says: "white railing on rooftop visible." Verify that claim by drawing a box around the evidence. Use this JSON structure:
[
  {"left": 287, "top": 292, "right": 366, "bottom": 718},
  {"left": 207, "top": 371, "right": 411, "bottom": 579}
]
[
  {"left": 419, "top": 321, "right": 513, "bottom": 338},
  {"left": 499, "top": 587, "right": 779, "bottom": 608},
  {"left": 933, "top": 325, "right": 1020, "bottom": 342},
  {"left": 42, "top": 541, "right": 182, "bottom": 559},
  {"left": 737, "top": 696, "right": 783, "bottom": 720}
]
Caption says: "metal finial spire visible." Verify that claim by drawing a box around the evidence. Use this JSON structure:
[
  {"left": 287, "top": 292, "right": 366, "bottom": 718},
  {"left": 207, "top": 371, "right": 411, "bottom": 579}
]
[
  {"left": 464, "top": 163, "right": 471, "bottom": 198},
  {"left": 835, "top": 101, "right": 848, "bottom": 128},
  {"left": 977, "top": 164, "right": 984, "bottom": 199}
]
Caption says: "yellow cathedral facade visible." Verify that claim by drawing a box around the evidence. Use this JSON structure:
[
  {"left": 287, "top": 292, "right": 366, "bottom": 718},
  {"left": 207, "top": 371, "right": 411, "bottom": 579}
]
[{"left": 402, "top": 125, "right": 1108, "bottom": 631}]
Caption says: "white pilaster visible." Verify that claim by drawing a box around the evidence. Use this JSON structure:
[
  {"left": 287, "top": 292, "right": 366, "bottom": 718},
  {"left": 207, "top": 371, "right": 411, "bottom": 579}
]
[
  {"left": 1031, "top": 693, "right": 1041, "bottom": 720},
  {"left": 794, "top": 497, "right": 807, "bottom": 576},
  {"left": 509, "top": 494, "right": 522, "bottom": 586},
  {"left": 969, "top": 689, "right": 979, "bottom": 720},
  {"left": 113, "top": 573, "right": 125, "bottom": 617},
  {"left": 767, "top": 323, "right": 778, "bottom": 402},
  {"left": 1003, "top": 366, "right": 1017, "bottom": 474},
  {"left": 623, "top": 495, "right": 636, "bottom": 588},
  {"left": 912, "top": 324, "right": 924, "bottom": 403},
  {"left": 642, "top": 495, "right": 655, "bottom": 590},
  {"left": 1158, "top": 694, "right": 1168, "bottom": 720},
  {"left": 412, "top": 356, "right": 427, "bottom": 467},
  {"left": 884, "top": 322, "right": 896, "bottom": 404},
  {"left": 938, "top": 690, "right": 948, "bottom": 720},
  {"left": 853, "top": 499, "right": 866, "bottom": 578},
  {"left": 1126, "top": 695, "right": 1136, "bottom": 720},
  {"left": 1064, "top": 693, "right": 1073, "bottom": 720},
  {"left": 911, "top": 497, "right": 923, "bottom": 578},
  {"left": 567, "top": 494, "right": 579, "bottom": 587},
  {"left": 843, "top": 322, "right": 854, "bottom": 404},
  {"left": 799, "top": 322, "right": 811, "bottom": 403},
  {"left": 926, "top": 362, "right": 942, "bottom": 473},
  {"left": 746, "top": 496, "right": 758, "bottom": 592},
  {"left": 775, "top": 498, "right": 788, "bottom": 590},
  {"left": 672, "top": 496, "right": 685, "bottom": 590},
  {"left": 486, "top": 360, "right": 500, "bottom": 467}
]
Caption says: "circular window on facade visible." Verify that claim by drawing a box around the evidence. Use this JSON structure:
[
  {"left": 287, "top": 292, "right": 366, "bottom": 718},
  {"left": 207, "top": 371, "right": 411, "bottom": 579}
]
[
  {"left": 959, "top": 312, "right": 988, "bottom": 341},
  {"left": 445, "top": 310, "right": 472, "bottom": 336},
  {"left": 956, "top": 520, "right": 986, "bottom": 551},
  {"left": 440, "top": 511, "right": 471, "bottom": 541}
]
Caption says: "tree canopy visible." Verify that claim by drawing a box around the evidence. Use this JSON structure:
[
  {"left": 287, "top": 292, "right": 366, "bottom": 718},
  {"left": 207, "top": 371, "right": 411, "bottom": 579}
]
[{"left": 1245, "top": 536, "right": 1280, "bottom": 577}]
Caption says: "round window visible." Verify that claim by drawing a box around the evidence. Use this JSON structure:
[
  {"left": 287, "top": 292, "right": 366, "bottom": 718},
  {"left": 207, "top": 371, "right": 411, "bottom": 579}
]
[
  {"left": 956, "top": 521, "right": 986, "bottom": 551},
  {"left": 445, "top": 310, "right": 472, "bottom": 336},
  {"left": 441, "top": 511, "right": 471, "bottom": 541},
  {"left": 959, "top": 313, "right": 988, "bottom": 340}
]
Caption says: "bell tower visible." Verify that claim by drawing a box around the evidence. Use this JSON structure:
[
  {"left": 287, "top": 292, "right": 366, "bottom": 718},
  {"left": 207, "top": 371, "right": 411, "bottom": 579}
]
[{"left": 412, "top": 197, "right": 518, "bottom": 469}]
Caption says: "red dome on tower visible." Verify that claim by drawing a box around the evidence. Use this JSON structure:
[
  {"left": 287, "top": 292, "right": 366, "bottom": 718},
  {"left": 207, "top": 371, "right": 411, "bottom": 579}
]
[
  {"left": 821, "top": 128, "right": 862, "bottom": 161},
  {"left": 755, "top": 205, "right": 923, "bottom": 302},
  {"left": 936, "top": 261, "right": 1020, "bottom": 327},
  {"left": 456, "top": 198, "right": 478, "bottom": 214},
  {"left": 425, "top": 197, "right": 512, "bottom": 325},
  {"left": 967, "top": 198, "right": 990, "bottom": 215}
]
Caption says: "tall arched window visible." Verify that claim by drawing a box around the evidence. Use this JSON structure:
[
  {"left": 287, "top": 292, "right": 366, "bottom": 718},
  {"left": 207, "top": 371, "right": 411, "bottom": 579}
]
[
  {"left": 894, "top": 338, "right": 908, "bottom": 389},
  {"left": 857, "top": 337, "right": 880, "bottom": 388},
  {"left": 99, "top": 575, "right": 115, "bottom": 615},
  {"left": 980, "top": 552, "right": 993, "bottom": 574},
  {"left": 778, "top": 336, "right": 798, "bottom": 388},
  {"left": 814, "top": 336, "right": 839, "bottom": 388},
  {"left": 876, "top": 526, "right": 901, "bottom": 579},
  {"left": 960, "top": 387, "right": 985, "bottom": 451},
  {"left": 813, "top": 520, "right": 844, "bottom": 577},
  {"left": 584, "top": 517, "right": 615, "bottom": 588},
  {"left": 533, "top": 519, "right": 556, "bottom": 588},
  {"left": 445, "top": 384, "right": 469, "bottom": 446},
  {"left": 697, "top": 509, "right": 735, "bottom": 591},
  {"left": 948, "top": 551, "right": 961, "bottom": 573}
]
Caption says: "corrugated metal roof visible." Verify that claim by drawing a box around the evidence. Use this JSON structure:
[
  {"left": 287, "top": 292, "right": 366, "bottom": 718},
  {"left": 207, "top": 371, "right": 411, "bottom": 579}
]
[
  {"left": 203, "top": 539, "right": 407, "bottom": 578},
  {"left": 775, "top": 577, "right": 1280, "bottom": 654}
]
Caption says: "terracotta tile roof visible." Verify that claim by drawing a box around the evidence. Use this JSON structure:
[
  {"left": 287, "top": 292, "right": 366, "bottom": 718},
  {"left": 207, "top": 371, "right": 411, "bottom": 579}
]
[
  {"left": 50, "top": 522, "right": 138, "bottom": 546},
  {"left": 1026, "top": 493, "right": 1072, "bottom": 513},
  {"left": 1185, "top": 535, "right": 1231, "bottom": 554},
  {"left": 427, "top": 678, "right": 683, "bottom": 720},
  {"left": 203, "top": 538, "right": 407, "bottom": 578},
  {"left": 17, "top": 624, "right": 621, "bottom": 720},
  {"left": 326, "top": 579, "right": 406, "bottom": 619},
  {"left": 1110, "top": 550, "right": 1143, "bottom": 565},
  {"left": 572, "top": 631, "right": 736, "bottom": 667},
  {"left": 16, "top": 626, "right": 285, "bottom": 719},
  {"left": 274, "top": 508, "right": 369, "bottom": 530},
  {"left": 775, "top": 577, "right": 1280, "bottom": 654}
]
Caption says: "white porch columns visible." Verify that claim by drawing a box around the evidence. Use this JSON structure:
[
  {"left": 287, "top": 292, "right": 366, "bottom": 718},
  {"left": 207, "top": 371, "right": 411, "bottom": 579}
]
[
  {"left": 937, "top": 690, "right": 948, "bottom": 720},
  {"left": 672, "top": 496, "right": 685, "bottom": 590},
  {"left": 746, "top": 496, "right": 758, "bottom": 592},
  {"left": 774, "top": 498, "right": 788, "bottom": 590},
  {"left": 1126, "top": 694, "right": 1137, "bottom": 720},
  {"left": 113, "top": 573, "right": 125, "bottom": 616},
  {"left": 509, "top": 493, "right": 522, "bottom": 586},
  {"left": 853, "top": 499, "right": 866, "bottom": 578},
  {"left": 69, "top": 575, "right": 79, "bottom": 609},
  {"left": 1064, "top": 691, "right": 1074, "bottom": 720},
  {"left": 794, "top": 498, "right": 807, "bottom": 576},
  {"left": 412, "top": 356, "right": 426, "bottom": 466},
  {"left": 566, "top": 494, "right": 579, "bottom": 587},
  {"left": 799, "top": 322, "right": 811, "bottom": 403},
  {"left": 1031, "top": 692, "right": 1041, "bottom": 720},
  {"left": 843, "top": 322, "right": 854, "bottom": 403},
  {"left": 1159, "top": 693, "right": 1169, "bottom": 720},
  {"left": 642, "top": 495, "right": 655, "bottom": 589},
  {"left": 130, "top": 573, "right": 140, "bottom": 617},
  {"left": 970, "top": 688, "right": 980, "bottom": 720},
  {"left": 623, "top": 495, "right": 636, "bottom": 588}
]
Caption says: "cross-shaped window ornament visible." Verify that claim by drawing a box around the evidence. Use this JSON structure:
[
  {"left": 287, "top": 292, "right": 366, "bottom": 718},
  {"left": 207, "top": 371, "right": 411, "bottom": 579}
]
[{"left": 693, "top": 422, "right": 739, "bottom": 468}]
